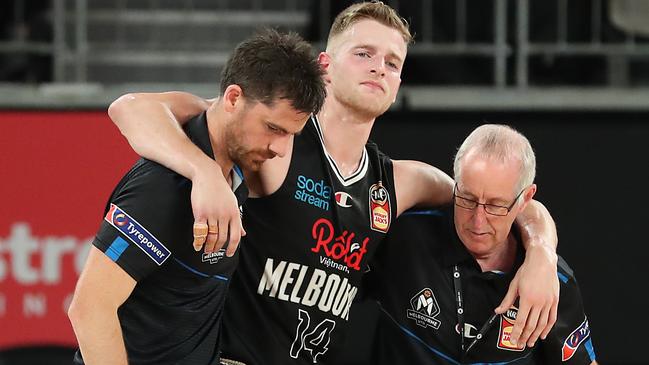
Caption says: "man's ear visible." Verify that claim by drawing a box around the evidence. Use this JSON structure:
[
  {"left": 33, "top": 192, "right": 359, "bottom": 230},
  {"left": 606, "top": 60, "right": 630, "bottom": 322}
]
[
  {"left": 222, "top": 84, "right": 244, "bottom": 113},
  {"left": 519, "top": 184, "right": 537, "bottom": 211},
  {"left": 318, "top": 52, "right": 332, "bottom": 83}
]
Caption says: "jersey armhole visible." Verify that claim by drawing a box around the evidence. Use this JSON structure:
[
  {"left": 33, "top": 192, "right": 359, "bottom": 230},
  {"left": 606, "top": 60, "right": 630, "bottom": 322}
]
[{"left": 248, "top": 136, "right": 295, "bottom": 198}]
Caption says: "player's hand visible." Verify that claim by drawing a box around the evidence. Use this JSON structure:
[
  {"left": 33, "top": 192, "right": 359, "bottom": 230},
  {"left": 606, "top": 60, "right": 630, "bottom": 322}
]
[
  {"left": 495, "top": 244, "right": 559, "bottom": 348},
  {"left": 190, "top": 164, "right": 245, "bottom": 257}
]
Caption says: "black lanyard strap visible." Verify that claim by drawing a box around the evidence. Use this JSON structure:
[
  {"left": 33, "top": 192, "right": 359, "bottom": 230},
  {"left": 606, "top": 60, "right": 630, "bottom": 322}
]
[
  {"left": 453, "top": 265, "right": 500, "bottom": 356},
  {"left": 465, "top": 312, "right": 499, "bottom": 354},
  {"left": 452, "top": 265, "right": 465, "bottom": 351}
]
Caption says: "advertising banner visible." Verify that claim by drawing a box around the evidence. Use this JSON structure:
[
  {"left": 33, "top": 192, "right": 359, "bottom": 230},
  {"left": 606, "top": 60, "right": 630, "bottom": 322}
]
[{"left": 0, "top": 111, "right": 137, "bottom": 349}]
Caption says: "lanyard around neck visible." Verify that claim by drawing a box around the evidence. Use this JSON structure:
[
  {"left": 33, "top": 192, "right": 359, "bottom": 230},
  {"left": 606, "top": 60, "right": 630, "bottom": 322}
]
[{"left": 452, "top": 265, "right": 500, "bottom": 356}]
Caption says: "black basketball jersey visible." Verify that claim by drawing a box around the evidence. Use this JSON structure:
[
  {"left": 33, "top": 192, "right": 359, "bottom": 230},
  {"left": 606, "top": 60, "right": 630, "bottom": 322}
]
[
  {"left": 73, "top": 113, "right": 247, "bottom": 365},
  {"left": 221, "top": 116, "right": 397, "bottom": 364},
  {"left": 367, "top": 209, "right": 596, "bottom": 365}
]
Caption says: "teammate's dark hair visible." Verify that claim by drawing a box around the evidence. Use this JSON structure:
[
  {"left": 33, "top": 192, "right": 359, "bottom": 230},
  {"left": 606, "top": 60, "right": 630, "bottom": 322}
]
[{"left": 220, "top": 29, "right": 326, "bottom": 114}]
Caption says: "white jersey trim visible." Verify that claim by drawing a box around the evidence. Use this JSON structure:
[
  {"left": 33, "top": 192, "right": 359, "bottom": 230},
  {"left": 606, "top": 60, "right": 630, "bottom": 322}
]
[{"left": 310, "top": 115, "right": 369, "bottom": 187}]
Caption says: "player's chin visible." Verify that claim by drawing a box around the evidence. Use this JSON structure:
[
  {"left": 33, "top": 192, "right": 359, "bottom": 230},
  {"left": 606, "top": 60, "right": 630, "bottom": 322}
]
[
  {"left": 240, "top": 159, "right": 265, "bottom": 172},
  {"left": 359, "top": 99, "right": 391, "bottom": 117}
]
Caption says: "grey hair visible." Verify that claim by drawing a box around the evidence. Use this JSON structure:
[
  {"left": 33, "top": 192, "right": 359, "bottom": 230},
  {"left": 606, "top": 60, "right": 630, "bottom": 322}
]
[{"left": 453, "top": 124, "right": 536, "bottom": 196}]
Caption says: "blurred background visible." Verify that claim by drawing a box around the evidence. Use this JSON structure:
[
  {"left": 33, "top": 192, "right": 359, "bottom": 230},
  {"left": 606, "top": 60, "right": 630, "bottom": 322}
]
[{"left": 1, "top": 0, "right": 648, "bottom": 364}]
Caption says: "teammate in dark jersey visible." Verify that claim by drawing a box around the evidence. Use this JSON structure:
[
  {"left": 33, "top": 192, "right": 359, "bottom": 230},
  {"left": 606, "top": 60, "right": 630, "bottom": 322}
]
[
  {"left": 221, "top": 116, "right": 397, "bottom": 364},
  {"left": 106, "top": 3, "right": 562, "bottom": 363},
  {"left": 72, "top": 114, "right": 248, "bottom": 365},
  {"left": 67, "top": 30, "right": 326, "bottom": 365},
  {"left": 368, "top": 125, "right": 597, "bottom": 365}
]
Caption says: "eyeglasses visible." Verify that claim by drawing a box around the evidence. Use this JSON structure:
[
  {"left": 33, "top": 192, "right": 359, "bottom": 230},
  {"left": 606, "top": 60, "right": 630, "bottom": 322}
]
[{"left": 453, "top": 183, "right": 526, "bottom": 217}]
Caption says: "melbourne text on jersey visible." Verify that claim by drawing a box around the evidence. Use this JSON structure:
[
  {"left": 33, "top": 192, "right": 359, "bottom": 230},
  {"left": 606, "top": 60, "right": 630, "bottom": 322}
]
[{"left": 257, "top": 258, "right": 358, "bottom": 320}]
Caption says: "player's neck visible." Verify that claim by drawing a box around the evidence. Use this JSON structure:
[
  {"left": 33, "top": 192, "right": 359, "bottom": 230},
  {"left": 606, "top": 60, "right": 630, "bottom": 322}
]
[
  {"left": 316, "top": 100, "right": 376, "bottom": 178},
  {"left": 474, "top": 234, "right": 518, "bottom": 273},
  {"left": 206, "top": 107, "right": 234, "bottom": 186}
]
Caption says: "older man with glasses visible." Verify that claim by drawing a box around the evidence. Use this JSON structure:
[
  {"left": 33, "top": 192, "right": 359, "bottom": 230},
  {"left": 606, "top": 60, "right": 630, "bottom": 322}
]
[{"left": 366, "top": 124, "right": 597, "bottom": 365}]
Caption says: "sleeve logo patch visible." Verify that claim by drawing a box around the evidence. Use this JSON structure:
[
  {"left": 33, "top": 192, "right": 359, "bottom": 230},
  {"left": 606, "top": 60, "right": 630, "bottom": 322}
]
[
  {"left": 104, "top": 204, "right": 171, "bottom": 265},
  {"left": 562, "top": 317, "right": 591, "bottom": 361}
]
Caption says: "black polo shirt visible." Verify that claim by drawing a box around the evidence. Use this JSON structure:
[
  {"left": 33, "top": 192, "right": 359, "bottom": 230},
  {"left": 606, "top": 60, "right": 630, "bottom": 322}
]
[
  {"left": 73, "top": 112, "right": 247, "bottom": 365},
  {"left": 366, "top": 208, "right": 596, "bottom": 364}
]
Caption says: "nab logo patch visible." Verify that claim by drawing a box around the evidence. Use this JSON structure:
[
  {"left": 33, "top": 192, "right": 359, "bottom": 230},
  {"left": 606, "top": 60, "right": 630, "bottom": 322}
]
[
  {"left": 335, "top": 191, "right": 353, "bottom": 208},
  {"left": 202, "top": 249, "right": 226, "bottom": 264},
  {"left": 562, "top": 317, "right": 590, "bottom": 361},
  {"left": 406, "top": 288, "right": 441, "bottom": 329},
  {"left": 497, "top": 307, "right": 525, "bottom": 352},
  {"left": 104, "top": 204, "right": 171, "bottom": 266}
]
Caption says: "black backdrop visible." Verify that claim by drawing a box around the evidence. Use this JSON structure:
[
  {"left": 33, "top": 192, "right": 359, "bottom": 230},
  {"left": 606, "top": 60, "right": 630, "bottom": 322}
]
[{"left": 2, "top": 110, "right": 646, "bottom": 364}]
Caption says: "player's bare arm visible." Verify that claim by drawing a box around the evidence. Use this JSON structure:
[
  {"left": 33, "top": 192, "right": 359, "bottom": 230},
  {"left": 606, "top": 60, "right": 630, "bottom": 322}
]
[
  {"left": 108, "top": 92, "right": 243, "bottom": 255},
  {"left": 68, "top": 246, "right": 136, "bottom": 365},
  {"left": 109, "top": 92, "right": 212, "bottom": 178},
  {"left": 393, "top": 159, "right": 454, "bottom": 216},
  {"left": 498, "top": 199, "right": 559, "bottom": 348},
  {"left": 394, "top": 159, "right": 559, "bottom": 349}
]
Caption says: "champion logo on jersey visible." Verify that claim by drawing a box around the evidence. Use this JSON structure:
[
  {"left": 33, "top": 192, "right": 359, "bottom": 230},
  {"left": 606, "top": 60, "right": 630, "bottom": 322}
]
[
  {"left": 456, "top": 323, "right": 480, "bottom": 339},
  {"left": 406, "top": 288, "right": 441, "bottom": 329},
  {"left": 497, "top": 307, "right": 525, "bottom": 351},
  {"left": 104, "top": 204, "right": 170, "bottom": 266},
  {"left": 369, "top": 182, "right": 391, "bottom": 233},
  {"left": 562, "top": 317, "right": 590, "bottom": 361},
  {"left": 335, "top": 191, "right": 353, "bottom": 208}
]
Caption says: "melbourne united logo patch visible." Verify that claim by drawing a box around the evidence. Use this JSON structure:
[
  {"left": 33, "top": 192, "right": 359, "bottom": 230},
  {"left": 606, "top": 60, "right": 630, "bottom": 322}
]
[
  {"left": 406, "top": 288, "right": 441, "bottom": 329},
  {"left": 562, "top": 317, "right": 591, "bottom": 361},
  {"left": 202, "top": 249, "right": 225, "bottom": 264},
  {"left": 368, "top": 182, "right": 391, "bottom": 233},
  {"left": 497, "top": 307, "right": 525, "bottom": 351},
  {"left": 104, "top": 204, "right": 170, "bottom": 265}
]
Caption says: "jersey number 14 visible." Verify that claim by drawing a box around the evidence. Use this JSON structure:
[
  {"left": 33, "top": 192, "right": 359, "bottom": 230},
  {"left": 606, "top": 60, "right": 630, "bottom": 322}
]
[{"left": 290, "top": 309, "right": 336, "bottom": 362}]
